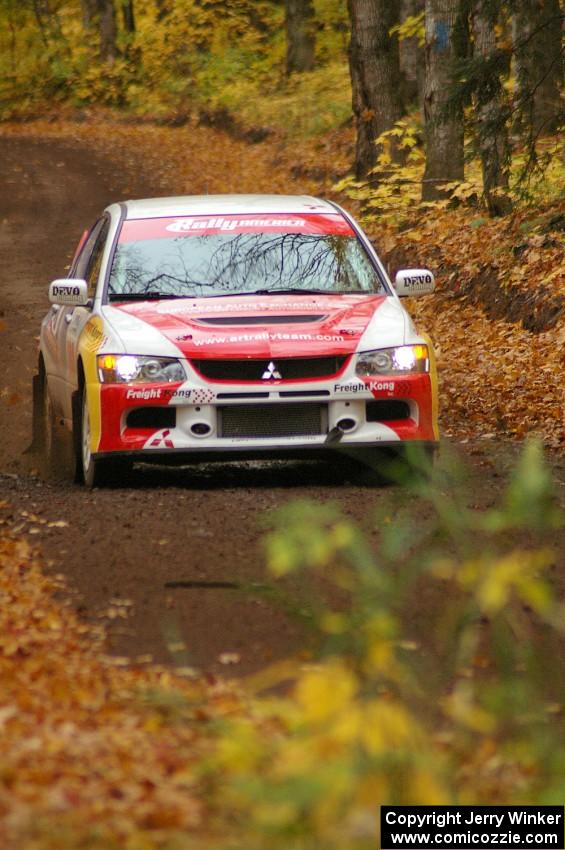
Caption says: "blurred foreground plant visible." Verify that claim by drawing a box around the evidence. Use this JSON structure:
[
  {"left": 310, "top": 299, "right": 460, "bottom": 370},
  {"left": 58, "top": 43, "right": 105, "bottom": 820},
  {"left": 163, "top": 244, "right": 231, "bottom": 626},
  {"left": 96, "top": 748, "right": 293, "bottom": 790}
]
[{"left": 210, "top": 440, "right": 565, "bottom": 850}]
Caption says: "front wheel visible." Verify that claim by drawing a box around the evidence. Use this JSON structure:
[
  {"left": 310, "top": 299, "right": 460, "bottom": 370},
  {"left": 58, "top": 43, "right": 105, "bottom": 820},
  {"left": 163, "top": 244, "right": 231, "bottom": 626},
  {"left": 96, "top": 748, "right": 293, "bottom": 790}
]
[{"left": 76, "top": 385, "right": 130, "bottom": 488}]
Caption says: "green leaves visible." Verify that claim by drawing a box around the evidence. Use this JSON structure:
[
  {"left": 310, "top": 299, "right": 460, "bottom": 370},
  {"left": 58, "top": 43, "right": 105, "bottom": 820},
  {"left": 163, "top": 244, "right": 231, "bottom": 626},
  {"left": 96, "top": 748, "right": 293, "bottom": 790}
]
[{"left": 482, "top": 438, "right": 562, "bottom": 533}]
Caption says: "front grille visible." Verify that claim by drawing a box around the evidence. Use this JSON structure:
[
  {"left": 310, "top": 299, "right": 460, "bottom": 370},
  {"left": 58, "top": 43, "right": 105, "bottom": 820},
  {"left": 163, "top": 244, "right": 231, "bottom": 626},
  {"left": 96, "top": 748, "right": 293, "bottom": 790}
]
[
  {"left": 366, "top": 400, "right": 410, "bottom": 422},
  {"left": 196, "top": 315, "right": 326, "bottom": 325},
  {"left": 192, "top": 356, "right": 348, "bottom": 382},
  {"left": 216, "top": 392, "right": 270, "bottom": 399},
  {"left": 126, "top": 407, "right": 176, "bottom": 429},
  {"left": 219, "top": 403, "right": 326, "bottom": 438},
  {"left": 279, "top": 390, "right": 330, "bottom": 398}
]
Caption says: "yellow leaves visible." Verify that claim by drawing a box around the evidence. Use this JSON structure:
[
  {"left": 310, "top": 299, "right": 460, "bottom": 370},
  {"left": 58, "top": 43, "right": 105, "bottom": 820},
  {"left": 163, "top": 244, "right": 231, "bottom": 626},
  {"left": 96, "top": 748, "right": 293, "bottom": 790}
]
[
  {"left": 389, "top": 12, "right": 426, "bottom": 46},
  {"left": 320, "top": 612, "right": 349, "bottom": 635},
  {"left": 437, "top": 548, "right": 555, "bottom": 617},
  {"left": 444, "top": 686, "right": 496, "bottom": 734},
  {"left": 252, "top": 799, "right": 299, "bottom": 829},
  {"left": 361, "top": 612, "right": 398, "bottom": 677},
  {"left": 406, "top": 769, "right": 450, "bottom": 806},
  {"left": 265, "top": 503, "right": 358, "bottom": 577},
  {"left": 295, "top": 661, "right": 358, "bottom": 724},
  {"left": 476, "top": 549, "right": 554, "bottom": 616},
  {"left": 361, "top": 700, "right": 416, "bottom": 754},
  {"left": 447, "top": 179, "right": 482, "bottom": 201},
  {"left": 215, "top": 720, "right": 263, "bottom": 773},
  {"left": 365, "top": 637, "right": 396, "bottom": 675}
]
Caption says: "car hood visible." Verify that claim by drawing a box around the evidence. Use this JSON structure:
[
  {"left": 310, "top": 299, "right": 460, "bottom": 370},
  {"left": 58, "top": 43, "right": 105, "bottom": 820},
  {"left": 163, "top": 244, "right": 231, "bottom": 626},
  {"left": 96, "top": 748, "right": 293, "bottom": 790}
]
[{"left": 102, "top": 293, "right": 409, "bottom": 359}]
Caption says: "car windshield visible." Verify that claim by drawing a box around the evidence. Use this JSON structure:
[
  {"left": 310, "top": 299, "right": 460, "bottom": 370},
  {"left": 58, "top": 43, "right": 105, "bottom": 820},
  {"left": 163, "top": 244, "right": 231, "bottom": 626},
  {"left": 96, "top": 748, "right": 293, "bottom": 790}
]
[{"left": 107, "top": 213, "right": 387, "bottom": 300}]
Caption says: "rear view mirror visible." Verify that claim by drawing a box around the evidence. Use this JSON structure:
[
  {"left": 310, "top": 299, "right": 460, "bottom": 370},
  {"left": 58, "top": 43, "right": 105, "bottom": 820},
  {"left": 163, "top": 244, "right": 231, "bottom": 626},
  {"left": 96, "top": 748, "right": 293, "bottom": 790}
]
[
  {"left": 49, "top": 279, "right": 89, "bottom": 306},
  {"left": 394, "top": 269, "right": 435, "bottom": 297}
]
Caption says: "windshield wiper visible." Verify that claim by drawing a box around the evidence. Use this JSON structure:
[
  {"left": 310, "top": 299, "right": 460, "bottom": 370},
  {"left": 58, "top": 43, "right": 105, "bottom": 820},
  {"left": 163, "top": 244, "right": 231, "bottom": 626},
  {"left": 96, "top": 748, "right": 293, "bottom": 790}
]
[
  {"left": 198, "top": 287, "right": 338, "bottom": 298},
  {"left": 250, "top": 287, "right": 333, "bottom": 295},
  {"left": 108, "top": 292, "right": 188, "bottom": 302},
  {"left": 246, "top": 288, "right": 375, "bottom": 295}
]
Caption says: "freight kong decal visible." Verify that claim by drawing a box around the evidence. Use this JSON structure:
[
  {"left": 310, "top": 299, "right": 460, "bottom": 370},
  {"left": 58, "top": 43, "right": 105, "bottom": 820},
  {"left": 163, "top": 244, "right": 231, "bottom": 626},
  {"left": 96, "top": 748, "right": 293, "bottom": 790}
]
[
  {"left": 334, "top": 380, "right": 412, "bottom": 396},
  {"left": 124, "top": 387, "right": 216, "bottom": 404}
]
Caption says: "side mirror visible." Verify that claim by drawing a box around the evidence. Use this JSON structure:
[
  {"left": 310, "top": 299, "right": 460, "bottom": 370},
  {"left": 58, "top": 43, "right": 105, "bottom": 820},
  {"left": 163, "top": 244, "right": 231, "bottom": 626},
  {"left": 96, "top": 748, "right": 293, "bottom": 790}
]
[
  {"left": 394, "top": 269, "right": 435, "bottom": 297},
  {"left": 49, "top": 279, "right": 89, "bottom": 307}
]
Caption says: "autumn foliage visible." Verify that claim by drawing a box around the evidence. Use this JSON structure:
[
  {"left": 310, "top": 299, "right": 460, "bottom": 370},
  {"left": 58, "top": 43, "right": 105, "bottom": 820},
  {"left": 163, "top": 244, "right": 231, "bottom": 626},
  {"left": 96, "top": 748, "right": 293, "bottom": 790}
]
[
  {"left": 0, "top": 532, "right": 243, "bottom": 848},
  {"left": 0, "top": 1, "right": 563, "bottom": 841}
]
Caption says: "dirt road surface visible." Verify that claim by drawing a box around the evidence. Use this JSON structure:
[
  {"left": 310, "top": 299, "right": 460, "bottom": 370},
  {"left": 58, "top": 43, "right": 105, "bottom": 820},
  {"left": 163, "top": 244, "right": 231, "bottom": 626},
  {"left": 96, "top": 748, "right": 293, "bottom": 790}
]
[{"left": 1, "top": 134, "right": 564, "bottom": 676}]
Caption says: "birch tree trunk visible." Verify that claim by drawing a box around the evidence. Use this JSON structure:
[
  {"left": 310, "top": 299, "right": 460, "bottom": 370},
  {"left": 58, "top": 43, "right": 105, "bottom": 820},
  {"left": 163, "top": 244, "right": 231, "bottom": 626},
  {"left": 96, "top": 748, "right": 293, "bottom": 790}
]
[
  {"left": 473, "top": 1, "right": 512, "bottom": 216},
  {"left": 421, "top": 0, "right": 466, "bottom": 200},
  {"left": 285, "top": 0, "right": 316, "bottom": 74},
  {"left": 347, "top": 0, "right": 405, "bottom": 178},
  {"left": 513, "top": 0, "right": 563, "bottom": 138}
]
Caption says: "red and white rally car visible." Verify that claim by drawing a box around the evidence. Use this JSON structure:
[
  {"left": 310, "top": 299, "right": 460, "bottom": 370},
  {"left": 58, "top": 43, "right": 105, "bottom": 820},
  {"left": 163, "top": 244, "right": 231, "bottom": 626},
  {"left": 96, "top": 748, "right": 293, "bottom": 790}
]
[{"left": 36, "top": 194, "right": 438, "bottom": 486}]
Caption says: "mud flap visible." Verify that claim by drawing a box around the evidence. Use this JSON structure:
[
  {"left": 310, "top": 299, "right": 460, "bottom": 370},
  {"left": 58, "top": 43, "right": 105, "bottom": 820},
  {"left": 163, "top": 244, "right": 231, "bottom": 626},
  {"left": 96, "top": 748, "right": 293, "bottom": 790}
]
[
  {"left": 72, "top": 389, "right": 84, "bottom": 483},
  {"left": 26, "top": 373, "right": 44, "bottom": 454}
]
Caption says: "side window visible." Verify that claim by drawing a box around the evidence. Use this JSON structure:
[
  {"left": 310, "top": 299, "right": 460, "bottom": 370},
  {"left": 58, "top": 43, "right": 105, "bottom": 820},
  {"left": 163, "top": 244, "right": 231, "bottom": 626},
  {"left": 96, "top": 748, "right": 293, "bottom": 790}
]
[
  {"left": 73, "top": 218, "right": 105, "bottom": 281},
  {"left": 85, "top": 219, "right": 110, "bottom": 299}
]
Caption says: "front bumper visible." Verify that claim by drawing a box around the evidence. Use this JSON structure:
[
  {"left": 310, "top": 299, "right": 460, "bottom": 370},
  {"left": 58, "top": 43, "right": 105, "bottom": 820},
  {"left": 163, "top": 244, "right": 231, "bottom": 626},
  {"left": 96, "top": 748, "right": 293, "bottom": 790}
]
[{"left": 89, "top": 371, "right": 439, "bottom": 460}]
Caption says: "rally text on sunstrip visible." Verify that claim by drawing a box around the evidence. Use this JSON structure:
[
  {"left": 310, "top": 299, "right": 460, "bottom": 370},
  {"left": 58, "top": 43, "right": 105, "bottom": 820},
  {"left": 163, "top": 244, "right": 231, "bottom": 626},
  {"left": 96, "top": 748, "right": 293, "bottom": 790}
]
[{"left": 380, "top": 806, "right": 565, "bottom": 849}]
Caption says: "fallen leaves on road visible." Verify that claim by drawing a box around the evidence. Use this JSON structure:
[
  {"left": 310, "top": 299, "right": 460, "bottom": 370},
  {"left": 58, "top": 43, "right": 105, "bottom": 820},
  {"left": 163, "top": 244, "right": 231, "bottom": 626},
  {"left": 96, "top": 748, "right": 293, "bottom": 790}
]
[{"left": 0, "top": 534, "right": 248, "bottom": 850}]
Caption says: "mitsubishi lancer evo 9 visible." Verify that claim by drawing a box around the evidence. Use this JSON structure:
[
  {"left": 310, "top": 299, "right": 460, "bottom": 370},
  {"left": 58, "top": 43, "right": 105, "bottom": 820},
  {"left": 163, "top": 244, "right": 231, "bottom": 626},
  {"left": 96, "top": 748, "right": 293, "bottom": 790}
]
[{"left": 35, "top": 194, "right": 438, "bottom": 486}]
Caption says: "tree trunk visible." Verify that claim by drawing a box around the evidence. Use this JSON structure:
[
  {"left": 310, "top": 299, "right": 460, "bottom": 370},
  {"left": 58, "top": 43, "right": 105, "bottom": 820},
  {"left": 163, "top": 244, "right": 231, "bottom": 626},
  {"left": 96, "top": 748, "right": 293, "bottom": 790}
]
[
  {"left": 473, "top": 1, "right": 512, "bottom": 216},
  {"left": 155, "top": 0, "right": 170, "bottom": 22},
  {"left": 32, "top": 0, "right": 49, "bottom": 46},
  {"left": 399, "top": 0, "right": 425, "bottom": 109},
  {"left": 347, "top": 0, "right": 405, "bottom": 178},
  {"left": 97, "top": 0, "right": 118, "bottom": 63},
  {"left": 81, "top": 0, "right": 118, "bottom": 62},
  {"left": 122, "top": 0, "right": 135, "bottom": 34},
  {"left": 421, "top": 0, "right": 466, "bottom": 200},
  {"left": 285, "top": 0, "right": 316, "bottom": 74},
  {"left": 513, "top": 0, "right": 563, "bottom": 138},
  {"left": 81, "top": 0, "right": 98, "bottom": 29}
]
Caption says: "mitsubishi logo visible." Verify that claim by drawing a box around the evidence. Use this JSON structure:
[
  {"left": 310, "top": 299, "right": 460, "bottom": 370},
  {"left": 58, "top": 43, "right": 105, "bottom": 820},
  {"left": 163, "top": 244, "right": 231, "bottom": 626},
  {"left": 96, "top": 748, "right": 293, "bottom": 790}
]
[{"left": 261, "top": 361, "right": 282, "bottom": 380}]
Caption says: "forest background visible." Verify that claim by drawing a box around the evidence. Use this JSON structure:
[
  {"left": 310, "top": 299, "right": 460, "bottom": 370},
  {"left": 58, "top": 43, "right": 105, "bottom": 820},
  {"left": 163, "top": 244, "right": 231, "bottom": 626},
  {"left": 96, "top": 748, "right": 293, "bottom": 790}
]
[{"left": 0, "top": 2, "right": 564, "bottom": 849}]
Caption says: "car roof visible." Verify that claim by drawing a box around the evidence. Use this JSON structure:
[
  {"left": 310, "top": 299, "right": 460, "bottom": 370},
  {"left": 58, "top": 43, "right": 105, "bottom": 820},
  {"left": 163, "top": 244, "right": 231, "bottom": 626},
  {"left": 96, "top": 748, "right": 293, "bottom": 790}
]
[{"left": 122, "top": 194, "right": 338, "bottom": 220}]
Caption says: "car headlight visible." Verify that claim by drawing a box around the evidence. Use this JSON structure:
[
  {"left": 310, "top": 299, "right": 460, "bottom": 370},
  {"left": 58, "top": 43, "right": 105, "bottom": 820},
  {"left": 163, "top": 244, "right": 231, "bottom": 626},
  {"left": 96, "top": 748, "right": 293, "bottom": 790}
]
[
  {"left": 356, "top": 345, "right": 429, "bottom": 376},
  {"left": 97, "top": 355, "right": 186, "bottom": 384}
]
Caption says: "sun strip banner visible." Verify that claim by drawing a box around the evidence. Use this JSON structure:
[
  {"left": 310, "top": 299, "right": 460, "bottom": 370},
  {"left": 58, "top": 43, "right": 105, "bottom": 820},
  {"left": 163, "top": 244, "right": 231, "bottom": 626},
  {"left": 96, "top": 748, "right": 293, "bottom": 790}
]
[{"left": 118, "top": 213, "right": 355, "bottom": 242}]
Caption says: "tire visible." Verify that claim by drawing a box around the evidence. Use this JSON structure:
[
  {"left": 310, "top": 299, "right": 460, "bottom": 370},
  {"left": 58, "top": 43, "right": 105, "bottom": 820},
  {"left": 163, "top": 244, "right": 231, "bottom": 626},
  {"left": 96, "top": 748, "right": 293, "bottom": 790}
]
[{"left": 77, "top": 384, "right": 130, "bottom": 488}]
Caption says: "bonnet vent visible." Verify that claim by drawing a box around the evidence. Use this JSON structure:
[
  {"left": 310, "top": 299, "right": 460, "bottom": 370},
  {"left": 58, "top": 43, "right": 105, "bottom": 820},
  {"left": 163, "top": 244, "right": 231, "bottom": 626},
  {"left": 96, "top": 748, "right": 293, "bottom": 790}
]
[{"left": 195, "top": 314, "right": 326, "bottom": 326}]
